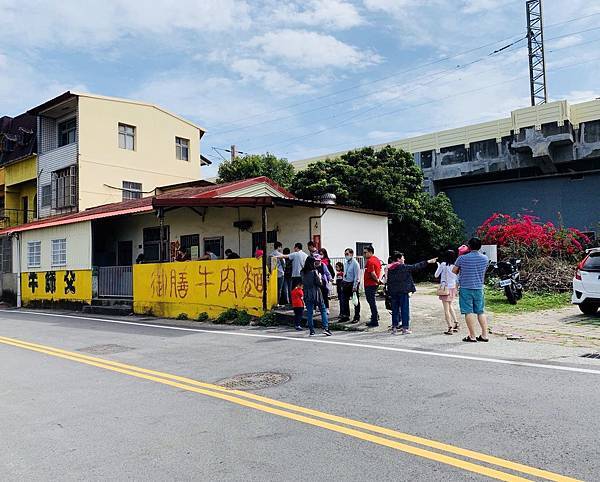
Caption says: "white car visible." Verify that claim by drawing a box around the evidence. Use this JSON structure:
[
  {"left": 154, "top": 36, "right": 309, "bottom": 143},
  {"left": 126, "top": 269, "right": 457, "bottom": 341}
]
[{"left": 572, "top": 247, "right": 600, "bottom": 315}]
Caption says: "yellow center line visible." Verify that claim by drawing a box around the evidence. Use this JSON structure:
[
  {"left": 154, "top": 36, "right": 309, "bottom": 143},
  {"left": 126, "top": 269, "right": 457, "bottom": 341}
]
[{"left": 0, "top": 335, "right": 581, "bottom": 482}]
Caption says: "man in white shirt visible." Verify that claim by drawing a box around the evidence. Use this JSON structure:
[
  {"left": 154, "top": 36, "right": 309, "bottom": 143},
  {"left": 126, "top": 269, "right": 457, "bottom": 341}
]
[{"left": 276, "top": 242, "right": 308, "bottom": 289}]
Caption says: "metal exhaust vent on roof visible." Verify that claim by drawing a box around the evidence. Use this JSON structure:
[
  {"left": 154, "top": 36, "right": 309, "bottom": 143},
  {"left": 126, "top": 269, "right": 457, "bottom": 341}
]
[{"left": 319, "top": 193, "right": 337, "bottom": 205}]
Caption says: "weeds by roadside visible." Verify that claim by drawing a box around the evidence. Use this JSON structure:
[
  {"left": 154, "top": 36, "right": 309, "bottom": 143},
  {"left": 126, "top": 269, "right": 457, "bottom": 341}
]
[{"left": 484, "top": 287, "right": 570, "bottom": 314}]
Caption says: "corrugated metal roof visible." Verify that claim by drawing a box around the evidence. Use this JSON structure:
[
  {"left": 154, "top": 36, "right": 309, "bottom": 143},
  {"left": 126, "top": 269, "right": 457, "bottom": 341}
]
[{"left": 0, "top": 177, "right": 296, "bottom": 235}]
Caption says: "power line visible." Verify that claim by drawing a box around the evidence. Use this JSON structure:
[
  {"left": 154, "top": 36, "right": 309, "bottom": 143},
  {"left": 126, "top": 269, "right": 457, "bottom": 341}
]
[
  {"left": 238, "top": 25, "right": 600, "bottom": 152},
  {"left": 249, "top": 53, "right": 600, "bottom": 154},
  {"left": 215, "top": 40, "right": 525, "bottom": 139},
  {"left": 208, "top": 11, "right": 600, "bottom": 133}
]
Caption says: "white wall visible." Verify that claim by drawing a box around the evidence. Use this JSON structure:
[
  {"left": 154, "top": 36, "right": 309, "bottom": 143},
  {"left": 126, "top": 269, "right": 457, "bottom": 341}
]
[
  {"left": 18, "top": 221, "right": 92, "bottom": 272},
  {"left": 320, "top": 209, "right": 389, "bottom": 260}
]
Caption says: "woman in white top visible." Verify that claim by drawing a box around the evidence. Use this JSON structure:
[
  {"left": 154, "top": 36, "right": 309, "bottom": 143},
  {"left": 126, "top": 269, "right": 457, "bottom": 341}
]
[{"left": 435, "top": 249, "right": 459, "bottom": 335}]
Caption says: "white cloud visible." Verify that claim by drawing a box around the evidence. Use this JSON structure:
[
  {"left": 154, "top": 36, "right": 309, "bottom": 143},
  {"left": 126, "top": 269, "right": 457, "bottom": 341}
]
[
  {"left": 0, "top": 0, "right": 251, "bottom": 49},
  {"left": 230, "top": 58, "right": 314, "bottom": 94},
  {"left": 548, "top": 35, "right": 583, "bottom": 51},
  {"left": 271, "top": 0, "right": 364, "bottom": 30},
  {"left": 461, "top": 0, "right": 506, "bottom": 15},
  {"left": 248, "top": 29, "right": 382, "bottom": 69},
  {"left": 0, "top": 52, "right": 88, "bottom": 116}
]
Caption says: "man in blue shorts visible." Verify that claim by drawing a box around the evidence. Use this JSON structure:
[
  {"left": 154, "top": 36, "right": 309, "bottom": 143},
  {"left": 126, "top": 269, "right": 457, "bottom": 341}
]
[{"left": 453, "top": 237, "right": 490, "bottom": 342}]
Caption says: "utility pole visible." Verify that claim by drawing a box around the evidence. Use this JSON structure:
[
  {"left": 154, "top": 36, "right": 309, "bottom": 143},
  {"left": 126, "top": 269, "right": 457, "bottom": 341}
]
[
  {"left": 526, "top": 0, "right": 548, "bottom": 106},
  {"left": 230, "top": 144, "right": 237, "bottom": 161}
]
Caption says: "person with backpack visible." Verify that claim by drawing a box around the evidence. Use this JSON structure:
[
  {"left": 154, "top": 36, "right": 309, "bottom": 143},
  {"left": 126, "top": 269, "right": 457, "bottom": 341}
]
[
  {"left": 435, "top": 249, "right": 459, "bottom": 335},
  {"left": 387, "top": 251, "right": 437, "bottom": 335},
  {"left": 301, "top": 256, "right": 332, "bottom": 336}
]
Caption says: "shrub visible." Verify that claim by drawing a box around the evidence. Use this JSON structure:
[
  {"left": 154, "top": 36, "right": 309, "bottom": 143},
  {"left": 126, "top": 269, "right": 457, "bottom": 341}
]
[
  {"left": 176, "top": 313, "right": 189, "bottom": 320},
  {"left": 232, "top": 310, "right": 251, "bottom": 326},
  {"left": 196, "top": 312, "right": 210, "bottom": 323},
  {"left": 215, "top": 308, "right": 240, "bottom": 324},
  {"left": 520, "top": 257, "right": 576, "bottom": 293},
  {"left": 256, "top": 311, "right": 279, "bottom": 327},
  {"left": 477, "top": 213, "right": 589, "bottom": 261}
]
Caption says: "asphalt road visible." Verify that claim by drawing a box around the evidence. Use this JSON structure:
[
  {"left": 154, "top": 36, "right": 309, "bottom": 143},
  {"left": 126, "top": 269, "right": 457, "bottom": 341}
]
[{"left": 1, "top": 310, "right": 599, "bottom": 481}]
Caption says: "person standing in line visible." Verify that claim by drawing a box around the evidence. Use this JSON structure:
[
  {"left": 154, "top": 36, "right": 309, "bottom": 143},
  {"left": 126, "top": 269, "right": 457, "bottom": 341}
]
[
  {"left": 291, "top": 282, "right": 305, "bottom": 331},
  {"left": 282, "top": 247, "right": 292, "bottom": 305},
  {"left": 339, "top": 248, "right": 361, "bottom": 323},
  {"left": 313, "top": 253, "right": 332, "bottom": 315},
  {"left": 335, "top": 261, "right": 344, "bottom": 303},
  {"left": 435, "top": 249, "right": 460, "bottom": 335},
  {"left": 387, "top": 251, "right": 437, "bottom": 335},
  {"left": 307, "top": 241, "right": 318, "bottom": 257},
  {"left": 363, "top": 246, "right": 382, "bottom": 328},
  {"left": 452, "top": 237, "right": 490, "bottom": 342},
  {"left": 301, "top": 256, "right": 332, "bottom": 336},
  {"left": 319, "top": 248, "right": 335, "bottom": 279},
  {"left": 270, "top": 242, "right": 285, "bottom": 306},
  {"left": 276, "top": 243, "right": 308, "bottom": 289}
]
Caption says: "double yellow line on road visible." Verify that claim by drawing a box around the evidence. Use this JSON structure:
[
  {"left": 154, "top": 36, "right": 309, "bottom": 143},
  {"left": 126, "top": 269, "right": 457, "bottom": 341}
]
[{"left": 0, "top": 335, "right": 581, "bottom": 482}]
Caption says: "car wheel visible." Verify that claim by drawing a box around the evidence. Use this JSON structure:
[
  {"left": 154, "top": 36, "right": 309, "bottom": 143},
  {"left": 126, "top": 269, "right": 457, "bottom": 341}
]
[{"left": 579, "top": 303, "right": 599, "bottom": 315}]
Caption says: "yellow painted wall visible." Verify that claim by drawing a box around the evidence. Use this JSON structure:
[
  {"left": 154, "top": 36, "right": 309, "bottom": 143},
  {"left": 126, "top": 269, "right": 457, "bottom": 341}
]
[
  {"left": 5, "top": 155, "right": 36, "bottom": 186},
  {"left": 4, "top": 180, "right": 37, "bottom": 226},
  {"left": 133, "top": 258, "right": 278, "bottom": 319},
  {"left": 21, "top": 269, "right": 92, "bottom": 304},
  {"left": 0, "top": 167, "right": 5, "bottom": 187},
  {"left": 77, "top": 95, "right": 203, "bottom": 210}
]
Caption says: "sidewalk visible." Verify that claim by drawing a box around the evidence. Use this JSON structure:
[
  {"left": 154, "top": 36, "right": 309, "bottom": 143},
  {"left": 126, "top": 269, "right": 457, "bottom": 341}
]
[{"left": 324, "top": 283, "right": 600, "bottom": 349}]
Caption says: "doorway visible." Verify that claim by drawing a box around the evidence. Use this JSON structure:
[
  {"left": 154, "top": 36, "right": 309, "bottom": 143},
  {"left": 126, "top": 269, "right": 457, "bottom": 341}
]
[{"left": 117, "top": 240, "right": 133, "bottom": 266}]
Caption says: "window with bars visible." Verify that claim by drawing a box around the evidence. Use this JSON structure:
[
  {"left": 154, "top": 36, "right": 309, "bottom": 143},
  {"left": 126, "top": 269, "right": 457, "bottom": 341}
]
[
  {"left": 0, "top": 237, "right": 12, "bottom": 273},
  {"left": 41, "top": 184, "right": 52, "bottom": 207},
  {"left": 176, "top": 137, "right": 190, "bottom": 161},
  {"left": 58, "top": 118, "right": 77, "bottom": 147},
  {"left": 51, "top": 239, "right": 67, "bottom": 267},
  {"left": 118, "top": 123, "right": 136, "bottom": 150},
  {"left": 52, "top": 166, "right": 77, "bottom": 209},
  {"left": 143, "top": 225, "right": 170, "bottom": 262},
  {"left": 122, "top": 181, "right": 142, "bottom": 201},
  {"left": 27, "top": 241, "right": 41, "bottom": 268}
]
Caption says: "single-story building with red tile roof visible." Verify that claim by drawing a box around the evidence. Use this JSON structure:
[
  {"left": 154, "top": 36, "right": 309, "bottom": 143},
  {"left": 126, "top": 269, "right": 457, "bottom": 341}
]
[{"left": 0, "top": 177, "right": 389, "bottom": 311}]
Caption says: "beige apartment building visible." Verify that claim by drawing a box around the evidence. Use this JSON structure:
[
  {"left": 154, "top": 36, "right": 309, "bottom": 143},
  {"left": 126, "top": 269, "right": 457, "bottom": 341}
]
[{"left": 28, "top": 91, "right": 206, "bottom": 216}]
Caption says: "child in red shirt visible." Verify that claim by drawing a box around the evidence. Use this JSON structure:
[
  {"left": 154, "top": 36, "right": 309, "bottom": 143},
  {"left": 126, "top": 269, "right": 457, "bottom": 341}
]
[{"left": 291, "top": 283, "right": 304, "bottom": 331}]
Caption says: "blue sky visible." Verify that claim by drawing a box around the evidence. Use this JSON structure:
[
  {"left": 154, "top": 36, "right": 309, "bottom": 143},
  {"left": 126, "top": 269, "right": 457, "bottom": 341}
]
[{"left": 1, "top": 0, "right": 600, "bottom": 177}]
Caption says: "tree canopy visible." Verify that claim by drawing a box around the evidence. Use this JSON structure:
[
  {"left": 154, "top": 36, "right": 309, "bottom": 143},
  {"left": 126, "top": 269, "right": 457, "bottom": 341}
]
[
  {"left": 217, "top": 153, "right": 295, "bottom": 189},
  {"left": 291, "top": 146, "right": 464, "bottom": 259}
]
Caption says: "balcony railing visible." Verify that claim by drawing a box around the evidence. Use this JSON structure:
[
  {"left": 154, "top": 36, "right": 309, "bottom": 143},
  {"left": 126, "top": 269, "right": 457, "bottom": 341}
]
[{"left": 0, "top": 208, "right": 37, "bottom": 228}]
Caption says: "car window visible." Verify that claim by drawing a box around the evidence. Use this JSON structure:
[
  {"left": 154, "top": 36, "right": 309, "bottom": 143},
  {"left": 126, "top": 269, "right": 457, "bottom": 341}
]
[{"left": 583, "top": 253, "right": 600, "bottom": 271}]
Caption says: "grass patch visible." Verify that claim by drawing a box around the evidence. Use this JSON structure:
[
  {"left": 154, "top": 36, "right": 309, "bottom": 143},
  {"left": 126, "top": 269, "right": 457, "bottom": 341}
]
[{"left": 484, "top": 287, "right": 571, "bottom": 314}]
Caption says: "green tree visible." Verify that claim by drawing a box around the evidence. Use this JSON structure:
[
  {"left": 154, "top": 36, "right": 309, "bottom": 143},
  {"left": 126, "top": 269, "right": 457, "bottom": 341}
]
[
  {"left": 217, "top": 153, "right": 295, "bottom": 189},
  {"left": 291, "top": 146, "right": 464, "bottom": 259}
]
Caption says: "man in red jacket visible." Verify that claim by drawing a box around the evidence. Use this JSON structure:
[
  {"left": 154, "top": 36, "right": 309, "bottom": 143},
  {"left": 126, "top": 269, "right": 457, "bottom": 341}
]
[{"left": 363, "top": 246, "right": 382, "bottom": 328}]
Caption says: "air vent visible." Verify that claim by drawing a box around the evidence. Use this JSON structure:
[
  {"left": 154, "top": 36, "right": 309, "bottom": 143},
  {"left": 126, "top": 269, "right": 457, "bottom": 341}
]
[{"left": 319, "top": 193, "right": 337, "bottom": 205}]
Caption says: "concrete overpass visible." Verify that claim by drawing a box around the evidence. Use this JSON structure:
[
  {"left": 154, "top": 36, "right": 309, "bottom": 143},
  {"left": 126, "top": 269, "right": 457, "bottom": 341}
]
[{"left": 293, "top": 99, "right": 600, "bottom": 237}]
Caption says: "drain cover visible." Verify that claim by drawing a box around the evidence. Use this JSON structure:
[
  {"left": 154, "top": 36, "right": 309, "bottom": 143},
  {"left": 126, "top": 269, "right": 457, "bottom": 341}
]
[
  {"left": 77, "top": 344, "right": 134, "bottom": 355},
  {"left": 581, "top": 353, "right": 600, "bottom": 359},
  {"left": 216, "top": 372, "right": 291, "bottom": 391}
]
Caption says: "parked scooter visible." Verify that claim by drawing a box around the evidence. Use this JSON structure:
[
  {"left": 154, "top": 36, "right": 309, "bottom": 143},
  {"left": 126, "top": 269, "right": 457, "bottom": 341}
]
[{"left": 493, "top": 258, "right": 523, "bottom": 305}]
